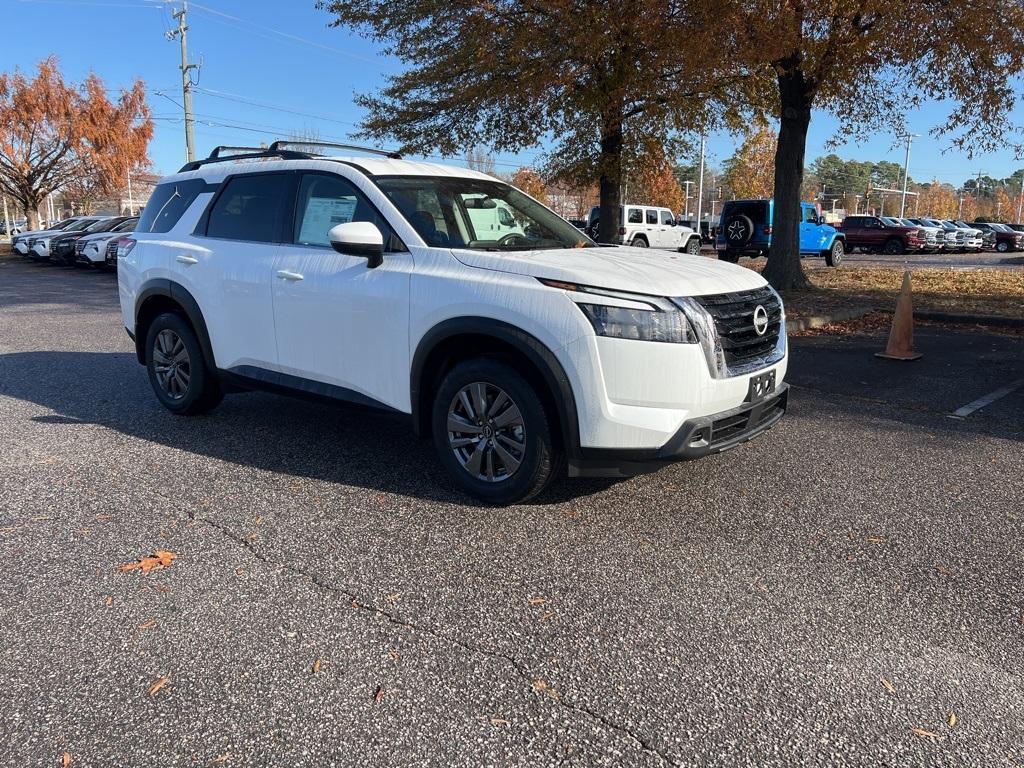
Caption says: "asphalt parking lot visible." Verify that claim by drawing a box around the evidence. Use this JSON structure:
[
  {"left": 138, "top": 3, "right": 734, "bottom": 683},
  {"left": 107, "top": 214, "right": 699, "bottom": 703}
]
[{"left": 1, "top": 259, "right": 1022, "bottom": 767}]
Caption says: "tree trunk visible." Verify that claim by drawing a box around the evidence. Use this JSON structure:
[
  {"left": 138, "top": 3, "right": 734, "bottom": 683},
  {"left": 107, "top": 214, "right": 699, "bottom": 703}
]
[
  {"left": 24, "top": 196, "right": 42, "bottom": 230},
  {"left": 763, "top": 66, "right": 813, "bottom": 290},
  {"left": 596, "top": 108, "right": 624, "bottom": 244}
]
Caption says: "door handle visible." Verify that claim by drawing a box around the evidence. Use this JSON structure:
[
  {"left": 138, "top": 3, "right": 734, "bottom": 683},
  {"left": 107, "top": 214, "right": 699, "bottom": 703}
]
[
  {"left": 276, "top": 270, "right": 304, "bottom": 281},
  {"left": 176, "top": 254, "right": 199, "bottom": 265}
]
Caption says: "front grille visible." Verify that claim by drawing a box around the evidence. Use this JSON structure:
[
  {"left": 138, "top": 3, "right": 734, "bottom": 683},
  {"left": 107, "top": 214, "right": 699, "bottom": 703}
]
[
  {"left": 75, "top": 240, "right": 87, "bottom": 254},
  {"left": 694, "top": 286, "right": 783, "bottom": 370}
]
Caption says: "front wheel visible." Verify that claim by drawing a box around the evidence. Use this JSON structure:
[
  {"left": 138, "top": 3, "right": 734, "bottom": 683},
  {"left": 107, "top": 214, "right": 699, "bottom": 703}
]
[
  {"left": 145, "top": 312, "right": 223, "bottom": 415},
  {"left": 431, "top": 359, "right": 560, "bottom": 505},
  {"left": 685, "top": 237, "right": 701, "bottom": 255},
  {"left": 825, "top": 240, "right": 844, "bottom": 267}
]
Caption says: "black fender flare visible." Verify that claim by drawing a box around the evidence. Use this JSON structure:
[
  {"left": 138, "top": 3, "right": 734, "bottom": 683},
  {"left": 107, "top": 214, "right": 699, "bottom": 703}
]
[
  {"left": 410, "top": 318, "right": 581, "bottom": 458},
  {"left": 133, "top": 279, "right": 217, "bottom": 372}
]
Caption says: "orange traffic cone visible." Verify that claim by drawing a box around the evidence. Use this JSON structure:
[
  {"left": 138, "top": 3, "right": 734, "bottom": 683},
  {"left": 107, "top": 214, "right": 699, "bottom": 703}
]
[{"left": 875, "top": 270, "right": 922, "bottom": 361}]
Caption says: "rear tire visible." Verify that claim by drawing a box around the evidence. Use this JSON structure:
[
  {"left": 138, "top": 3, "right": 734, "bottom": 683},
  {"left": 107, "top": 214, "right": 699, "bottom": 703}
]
[
  {"left": 630, "top": 236, "right": 648, "bottom": 248},
  {"left": 718, "top": 251, "right": 741, "bottom": 263},
  {"left": 431, "top": 359, "right": 560, "bottom": 505},
  {"left": 145, "top": 312, "right": 223, "bottom": 415},
  {"left": 996, "top": 240, "right": 1009, "bottom": 253}
]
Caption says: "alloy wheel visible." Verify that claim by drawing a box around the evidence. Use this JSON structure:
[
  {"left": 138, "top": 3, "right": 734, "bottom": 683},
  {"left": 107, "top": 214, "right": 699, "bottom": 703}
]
[
  {"left": 152, "top": 329, "right": 191, "bottom": 400},
  {"left": 447, "top": 382, "right": 526, "bottom": 482}
]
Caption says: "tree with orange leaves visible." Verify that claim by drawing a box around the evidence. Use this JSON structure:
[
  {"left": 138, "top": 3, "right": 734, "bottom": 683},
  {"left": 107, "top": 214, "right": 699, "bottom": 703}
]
[
  {"left": 510, "top": 168, "right": 549, "bottom": 206},
  {"left": 627, "top": 146, "right": 684, "bottom": 211},
  {"left": 723, "top": 122, "right": 777, "bottom": 200},
  {"left": 0, "top": 58, "right": 153, "bottom": 228}
]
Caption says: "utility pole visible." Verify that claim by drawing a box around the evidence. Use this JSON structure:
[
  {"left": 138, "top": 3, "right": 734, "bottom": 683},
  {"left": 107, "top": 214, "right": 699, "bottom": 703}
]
[
  {"left": 958, "top": 197, "right": 964, "bottom": 217},
  {"left": 1017, "top": 175, "right": 1023, "bottom": 224},
  {"left": 169, "top": 2, "right": 198, "bottom": 163},
  {"left": 2, "top": 195, "right": 11, "bottom": 240},
  {"left": 695, "top": 135, "right": 706, "bottom": 235},
  {"left": 683, "top": 181, "right": 693, "bottom": 218},
  {"left": 126, "top": 164, "right": 135, "bottom": 215},
  {"left": 899, "top": 133, "right": 919, "bottom": 217}
]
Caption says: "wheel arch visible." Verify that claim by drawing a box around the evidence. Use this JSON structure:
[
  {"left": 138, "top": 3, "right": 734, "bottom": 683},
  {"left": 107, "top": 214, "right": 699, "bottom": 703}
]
[
  {"left": 410, "top": 318, "right": 580, "bottom": 458},
  {"left": 133, "top": 280, "right": 216, "bottom": 372}
]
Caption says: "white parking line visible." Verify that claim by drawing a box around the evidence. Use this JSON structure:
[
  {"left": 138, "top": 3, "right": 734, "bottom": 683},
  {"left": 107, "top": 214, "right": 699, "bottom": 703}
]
[{"left": 950, "top": 378, "right": 1024, "bottom": 418}]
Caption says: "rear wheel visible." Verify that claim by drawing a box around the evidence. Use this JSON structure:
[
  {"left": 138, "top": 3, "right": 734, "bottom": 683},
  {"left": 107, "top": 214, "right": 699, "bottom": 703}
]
[
  {"left": 431, "top": 359, "right": 560, "bottom": 505},
  {"left": 630, "top": 236, "right": 648, "bottom": 248},
  {"left": 718, "top": 250, "right": 741, "bottom": 263},
  {"left": 145, "top": 312, "right": 223, "bottom": 415},
  {"left": 996, "top": 240, "right": 1010, "bottom": 253}
]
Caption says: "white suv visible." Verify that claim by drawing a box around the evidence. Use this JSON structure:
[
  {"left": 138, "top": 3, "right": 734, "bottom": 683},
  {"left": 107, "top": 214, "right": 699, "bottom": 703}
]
[
  {"left": 118, "top": 142, "right": 788, "bottom": 503},
  {"left": 587, "top": 204, "right": 702, "bottom": 254}
]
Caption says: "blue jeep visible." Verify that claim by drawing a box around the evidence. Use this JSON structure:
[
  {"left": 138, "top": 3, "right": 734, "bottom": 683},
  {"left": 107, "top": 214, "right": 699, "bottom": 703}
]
[{"left": 716, "top": 199, "right": 845, "bottom": 266}]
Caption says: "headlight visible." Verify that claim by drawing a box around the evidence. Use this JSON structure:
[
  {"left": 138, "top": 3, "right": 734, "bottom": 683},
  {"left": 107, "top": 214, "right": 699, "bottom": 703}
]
[
  {"left": 39, "top": 239, "right": 49, "bottom": 248},
  {"left": 538, "top": 278, "right": 697, "bottom": 343},
  {"left": 576, "top": 303, "right": 696, "bottom": 343}
]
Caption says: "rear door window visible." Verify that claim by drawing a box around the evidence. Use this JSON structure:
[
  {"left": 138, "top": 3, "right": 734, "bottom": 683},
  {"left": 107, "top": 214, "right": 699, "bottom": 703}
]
[
  {"left": 645, "top": 209, "right": 658, "bottom": 225},
  {"left": 205, "top": 173, "right": 290, "bottom": 243}
]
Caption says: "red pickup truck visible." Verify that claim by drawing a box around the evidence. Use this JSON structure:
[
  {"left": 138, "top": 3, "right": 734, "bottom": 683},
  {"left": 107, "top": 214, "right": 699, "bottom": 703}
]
[{"left": 840, "top": 215, "right": 925, "bottom": 255}]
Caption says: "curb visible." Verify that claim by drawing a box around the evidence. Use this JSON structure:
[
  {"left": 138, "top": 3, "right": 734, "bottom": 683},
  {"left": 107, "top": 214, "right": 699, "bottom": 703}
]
[
  {"left": 911, "top": 310, "right": 1024, "bottom": 328},
  {"left": 785, "top": 308, "right": 871, "bottom": 333}
]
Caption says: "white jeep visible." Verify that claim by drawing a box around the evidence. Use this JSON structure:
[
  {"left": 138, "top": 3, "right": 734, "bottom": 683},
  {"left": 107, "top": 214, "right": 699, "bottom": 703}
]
[
  {"left": 118, "top": 142, "right": 788, "bottom": 503},
  {"left": 587, "top": 204, "right": 702, "bottom": 254}
]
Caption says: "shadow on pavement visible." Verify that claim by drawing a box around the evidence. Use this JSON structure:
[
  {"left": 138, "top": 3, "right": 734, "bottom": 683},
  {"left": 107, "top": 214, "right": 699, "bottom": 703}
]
[{"left": 0, "top": 349, "right": 615, "bottom": 504}]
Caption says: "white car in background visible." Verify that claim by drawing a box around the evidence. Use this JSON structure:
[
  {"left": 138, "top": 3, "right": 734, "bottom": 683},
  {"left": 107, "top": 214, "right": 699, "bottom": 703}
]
[
  {"left": 75, "top": 217, "right": 139, "bottom": 266},
  {"left": 29, "top": 216, "right": 110, "bottom": 259},
  {"left": 894, "top": 218, "right": 943, "bottom": 252},
  {"left": 944, "top": 220, "right": 983, "bottom": 250},
  {"left": 587, "top": 204, "right": 702, "bottom": 254},
  {"left": 12, "top": 218, "right": 80, "bottom": 255}
]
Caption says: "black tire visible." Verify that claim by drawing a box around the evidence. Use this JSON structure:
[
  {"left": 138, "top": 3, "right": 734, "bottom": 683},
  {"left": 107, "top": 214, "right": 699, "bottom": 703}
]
[
  {"left": 684, "top": 237, "right": 701, "bottom": 255},
  {"left": 431, "top": 358, "right": 560, "bottom": 505},
  {"left": 722, "top": 214, "right": 755, "bottom": 247},
  {"left": 883, "top": 238, "right": 904, "bottom": 255},
  {"left": 718, "top": 250, "right": 741, "bottom": 263},
  {"left": 630, "top": 236, "right": 648, "bottom": 248},
  {"left": 825, "top": 239, "right": 844, "bottom": 267},
  {"left": 145, "top": 312, "right": 223, "bottom": 415},
  {"left": 996, "top": 240, "right": 1009, "bottom": 253}
]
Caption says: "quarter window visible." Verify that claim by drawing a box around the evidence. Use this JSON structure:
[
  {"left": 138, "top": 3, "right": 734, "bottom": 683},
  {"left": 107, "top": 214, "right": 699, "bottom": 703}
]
[
  {"left": 627, "top": 208, "right": 643, "bottom": 224},
  {"left": 293, "top": 173, "right": 395, "bottom": 248},
  {"left": 206, "top": 173, "right": 289, "bottom": 243},
  {"left": 138, "top": 179, "right": 208, "bottom": 234}
]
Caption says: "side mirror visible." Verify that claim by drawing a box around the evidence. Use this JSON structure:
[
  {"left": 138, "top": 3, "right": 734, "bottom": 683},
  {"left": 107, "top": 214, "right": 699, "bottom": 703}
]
[
  {"left": 818, "top": 216, "right": 827, "bottom": 225},
  {"left": 329, "top": 221, "right": 384, "bottom": 268}
]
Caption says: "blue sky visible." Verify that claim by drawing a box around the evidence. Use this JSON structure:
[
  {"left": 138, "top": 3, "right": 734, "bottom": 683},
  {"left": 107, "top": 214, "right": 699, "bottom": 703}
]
[{"left": 4, "top": 0, "right": 1023, "bottom": 188}]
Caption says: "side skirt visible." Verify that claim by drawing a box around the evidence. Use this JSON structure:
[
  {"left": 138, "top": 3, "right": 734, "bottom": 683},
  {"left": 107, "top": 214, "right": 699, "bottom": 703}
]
[{"left": 221, "top": 365, "right": 406, "bottom": 415}]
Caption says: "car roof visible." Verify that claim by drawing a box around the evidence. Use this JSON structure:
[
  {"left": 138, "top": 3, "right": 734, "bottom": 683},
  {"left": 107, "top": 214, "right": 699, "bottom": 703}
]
[{"left": 160, "top": 155, "right": 500, "bottom": 185}]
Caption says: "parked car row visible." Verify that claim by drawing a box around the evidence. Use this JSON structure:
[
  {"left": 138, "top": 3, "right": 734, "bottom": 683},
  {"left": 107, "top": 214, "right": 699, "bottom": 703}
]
[
  {"left": 10, "top": 214, "right": 137, "bottom": 268},
  {"left": 840, "top": 215, "right": 1023, "bottom": 254}
]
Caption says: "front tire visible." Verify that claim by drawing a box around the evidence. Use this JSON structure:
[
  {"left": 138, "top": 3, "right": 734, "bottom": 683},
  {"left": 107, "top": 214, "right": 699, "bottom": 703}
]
[
  {"left": 825, "top": 239, "right": 844, "bottom": 267},
  {"left": 685, "top": 237, "right": 701, "bottom": 255},
  {"left": 431, "top": 359, "right": 560, "bottom": 505},
  {"left": 145, "top": 312, "right": 223, "bottom": 415}
]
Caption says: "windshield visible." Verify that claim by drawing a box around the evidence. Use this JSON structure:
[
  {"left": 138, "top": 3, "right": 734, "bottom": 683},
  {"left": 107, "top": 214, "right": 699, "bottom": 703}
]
[
  {"left": 376, "top": 176, "right": 596, "bottom": 251},
  {"left": 83, "top": 218, "right": 118, "bottom": 233},
  {"left": 65, "top": 218, "right": 101, "bottom": 232},
  {"left": 880, "top": 217, "right": 902, "bottom": 226},
  {"left": 113, "top": 218, "right": 138, "bottom": 232}
]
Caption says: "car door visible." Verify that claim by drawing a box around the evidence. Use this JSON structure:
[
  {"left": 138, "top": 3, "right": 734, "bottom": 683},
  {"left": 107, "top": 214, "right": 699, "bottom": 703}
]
[
  {"left": 177, "top": 172, "right": 289, "bottom": 372},
  {"left": 271, "top": 170, "right": 413, "bottom": 411},
  {"left": 645, "top": 208, "right": 664, "bottom": 247},
  {"left": 659, "top": 210, "right": 680, "bottom": 249},
  {"left": 798, "top": 204, "right": 819, "bottom": 252}
]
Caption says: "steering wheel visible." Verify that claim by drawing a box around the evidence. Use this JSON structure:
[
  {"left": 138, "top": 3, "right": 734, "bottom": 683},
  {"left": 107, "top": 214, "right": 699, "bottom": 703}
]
[{"left": 498, "top": 233, "right": 528, "bottom": 247}]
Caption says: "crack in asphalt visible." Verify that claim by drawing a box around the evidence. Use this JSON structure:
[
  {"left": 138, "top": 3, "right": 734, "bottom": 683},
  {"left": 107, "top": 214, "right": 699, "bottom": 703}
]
[{"left": 198, "top": 514, "right": 676, "bottom": 767}]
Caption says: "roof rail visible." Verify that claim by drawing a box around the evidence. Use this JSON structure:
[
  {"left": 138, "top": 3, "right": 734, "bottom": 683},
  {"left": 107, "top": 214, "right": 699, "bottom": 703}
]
[
  {"left": 178, "top": 145, "right": 313, "bottom": 173},
  {"left": 268, "top": 140, "right": 402, "bottom": 160}
]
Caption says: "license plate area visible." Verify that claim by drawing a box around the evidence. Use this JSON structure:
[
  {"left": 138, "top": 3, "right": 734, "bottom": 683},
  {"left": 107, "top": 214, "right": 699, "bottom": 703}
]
[{"left": 746, "top": 370, "right": 776, "bottom": 402}]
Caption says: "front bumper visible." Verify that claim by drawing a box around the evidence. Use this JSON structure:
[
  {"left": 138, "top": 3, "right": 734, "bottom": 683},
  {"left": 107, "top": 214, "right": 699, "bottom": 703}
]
[{"left": 569, "top": 384, "right": 789, "bottom": 477}]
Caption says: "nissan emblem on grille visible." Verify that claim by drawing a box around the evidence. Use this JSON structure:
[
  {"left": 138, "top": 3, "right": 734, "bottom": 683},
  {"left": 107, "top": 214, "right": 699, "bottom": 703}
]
[{"left": 753, "top": 305, "right": 769, "bottom": 336}]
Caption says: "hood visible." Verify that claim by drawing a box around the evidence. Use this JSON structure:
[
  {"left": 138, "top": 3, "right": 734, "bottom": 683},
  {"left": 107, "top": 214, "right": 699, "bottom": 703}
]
[{"left": 450, "top": 245, "right": 766, "bottom": 297}]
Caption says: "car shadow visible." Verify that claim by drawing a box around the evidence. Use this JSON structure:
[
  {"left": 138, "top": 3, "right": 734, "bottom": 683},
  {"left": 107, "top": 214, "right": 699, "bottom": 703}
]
[{"left": 0, "top": 350, "right": 615, "bottom": 505}]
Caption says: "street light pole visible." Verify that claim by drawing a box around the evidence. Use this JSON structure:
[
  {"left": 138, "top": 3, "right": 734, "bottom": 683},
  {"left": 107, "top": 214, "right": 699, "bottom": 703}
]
[
  {"left": 683, "top": 180, "right": 693, "bottom": 218},
  {"left": 899, "top": 133, "right": 919, "bottom": 218}
]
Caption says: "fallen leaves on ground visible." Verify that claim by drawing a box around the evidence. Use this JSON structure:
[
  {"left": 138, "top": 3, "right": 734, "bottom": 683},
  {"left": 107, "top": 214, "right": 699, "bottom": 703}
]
[
  {"left": 387, "top": 649, "right": 401, "bottom": 661},
  {"left": 948, "top": 712, "right": 957, "bottom": 728},
  {"left": 312, "top": 659, "right": 321, "bottom": 674},
  {"left": 62, "top": 753, "right": 72, "bottom": 767},
  {"left": 532, "top": 679, "right": 560, "bottom": 700},
  {"left": 911, "top": 726, "right": 939, "bottom": 741},
  {"left": 528, "top": 597, "right": 546, "bottom": 605},
  {"left": 373, "top": 685, "right": 385, "bottom": 703},
  {"left": 881, "top": 678, "right": 897, "bottom": 694},
  {"left": 104, "top": 596, "right": 113, "bottom": 606},
  {"left": 148, "top": 676, "right": 170, "bottom": 697},
  {"left": 118, "top": 550, "right": 176, "bottom": 574},
  {"left": 489, "top": 717, "right": 510, "bottom": 726},
  {"left": 138, "top": 619, "right": 158, "bottom": 631},
  {"left": 210, "top": 753, "right": 232, "bottom": 764}
]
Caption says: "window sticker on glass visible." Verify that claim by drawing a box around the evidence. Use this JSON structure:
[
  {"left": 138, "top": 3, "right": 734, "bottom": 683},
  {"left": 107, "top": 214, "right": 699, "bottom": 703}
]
[{"left": 298, "top": 196, "right": 357, "bottom": 246}]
